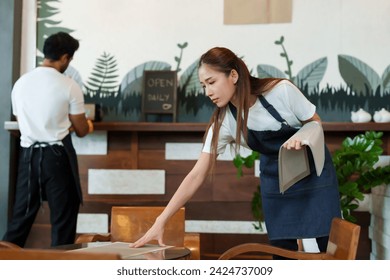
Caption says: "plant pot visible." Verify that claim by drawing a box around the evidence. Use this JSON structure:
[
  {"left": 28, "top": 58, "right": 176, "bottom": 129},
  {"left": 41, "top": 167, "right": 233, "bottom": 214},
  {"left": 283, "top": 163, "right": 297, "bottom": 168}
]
[{"left": 369, "top": 183, "right": 390, "bottom": 259}]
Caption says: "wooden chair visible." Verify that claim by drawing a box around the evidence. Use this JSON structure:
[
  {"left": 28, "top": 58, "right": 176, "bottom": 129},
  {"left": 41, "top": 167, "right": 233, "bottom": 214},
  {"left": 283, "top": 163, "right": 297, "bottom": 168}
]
[
  {"left": 0, "top": 248, "right": 121, "bottom": 260},
  {"left": 0, "top": 241, "right": 22, "bottom": 249},
  {"left": 76, "top": 206, "right": 200, "bottom": 260},
  {"left": 218, "top": 217, "right": 360, "bottom": 260}
]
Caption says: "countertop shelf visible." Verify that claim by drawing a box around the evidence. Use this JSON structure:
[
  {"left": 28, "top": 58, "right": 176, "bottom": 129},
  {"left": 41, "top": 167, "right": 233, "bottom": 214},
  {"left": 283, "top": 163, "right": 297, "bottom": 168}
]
[
  {"left": 4, "top": 121, "right": 390, "bottom": 132},
  {"left": 321, "top": 122, "right": 390, "bottom": 132},
  {"left": 92, "top": 122, "right": 207, "bottom": 132}
]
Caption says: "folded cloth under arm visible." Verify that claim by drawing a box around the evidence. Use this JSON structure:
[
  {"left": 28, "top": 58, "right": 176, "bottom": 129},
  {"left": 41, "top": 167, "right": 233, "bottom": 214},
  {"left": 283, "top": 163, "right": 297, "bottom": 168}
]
[{"left": 278, "top": 121, "right": 325, "bottom": 193}]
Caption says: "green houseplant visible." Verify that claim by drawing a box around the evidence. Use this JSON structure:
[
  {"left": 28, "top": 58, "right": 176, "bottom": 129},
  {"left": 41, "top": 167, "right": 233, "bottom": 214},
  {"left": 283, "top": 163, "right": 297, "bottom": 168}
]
[
  {"left": 234, "top": 130, "right": 390, "bottom": 229},
  {"left": 332, "top": 131, "right": 390, "bottom": 223},
  {"left": 233, "top": 151, "right": 264, "bottom": 231}
]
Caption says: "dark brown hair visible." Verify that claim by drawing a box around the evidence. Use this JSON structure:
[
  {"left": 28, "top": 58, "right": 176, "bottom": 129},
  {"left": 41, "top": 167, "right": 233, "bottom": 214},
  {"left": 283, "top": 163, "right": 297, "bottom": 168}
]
[
  {"left": 43, "top": 32, "right": 79, "bottom": 61},
  {"left": 199, "top": 47, "right": 284, "bottom": 172}
]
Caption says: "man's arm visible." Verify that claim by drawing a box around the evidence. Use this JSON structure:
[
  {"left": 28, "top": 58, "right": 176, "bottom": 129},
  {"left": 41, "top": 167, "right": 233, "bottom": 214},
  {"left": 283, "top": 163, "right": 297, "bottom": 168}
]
[{"left": 69, "top": 113, "right": 93, "bottom": 137}]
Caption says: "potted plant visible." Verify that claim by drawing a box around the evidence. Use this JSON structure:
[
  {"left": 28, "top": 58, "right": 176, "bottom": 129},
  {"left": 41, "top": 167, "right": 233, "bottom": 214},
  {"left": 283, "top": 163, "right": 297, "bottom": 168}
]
[{"left": 332, "top": 131, "right": 390, "bottom": 223}]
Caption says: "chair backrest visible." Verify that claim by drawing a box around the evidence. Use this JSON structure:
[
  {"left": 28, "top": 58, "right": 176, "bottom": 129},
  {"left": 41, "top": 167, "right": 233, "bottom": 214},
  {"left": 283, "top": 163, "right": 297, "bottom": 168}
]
[
  {"left": 218, "top": 217, "right": 361, "bottom": 260},
  {"left": 326, "top": 217, "right": 361, "bottom": 259},
  {"left": 0, "top": 248, "right": 121, "bottom": 260},
  {"left": 110, "top": 206, "right": 185, "bottom": 247},
  {"left": 0, "top": 241, "right": 22, "bottom": 249}
]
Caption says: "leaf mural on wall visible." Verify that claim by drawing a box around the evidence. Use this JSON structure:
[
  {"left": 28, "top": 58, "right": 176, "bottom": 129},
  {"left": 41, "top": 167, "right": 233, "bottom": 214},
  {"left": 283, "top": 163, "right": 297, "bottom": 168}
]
[
  {"left": 257, "top": 64, "right": 286, "bottom": 79},
  {"left": 257, "top": 58, "right": 328, "bottom": 95},
  {"left": 381, "top": 65, "right": 390, "bottom": 94},
  {"left": 295, "top": 57, "right": 327, "bottom": 94},
  {"left": 174, "top": 42, "right": 188, "bottom": 72},
  {"left": 338, "top": 55, "right": 381, "bottom": 96},
  {"left": 85, "top": 52, "right": 119, "bottom": 98},
  {"left": 257, "top": 36, "right": 327, "bottom": 96},
  {"left": 82, "top": 52, "right": 120, "bottom": 121},
  {"left": 177, "top": 59, "right": 213, "bottom": 121},
  {"left": 274, "top": 36, "right": 294, "bottom": 80},
  {"left": 179, "top": 59, "right": 201, "bottom": 97},
  {"left": 37, "top": 0, "right": 74, "bottom": 64},
  {"left": 257, "top": 36, "right": 388, "bottom": 120}
]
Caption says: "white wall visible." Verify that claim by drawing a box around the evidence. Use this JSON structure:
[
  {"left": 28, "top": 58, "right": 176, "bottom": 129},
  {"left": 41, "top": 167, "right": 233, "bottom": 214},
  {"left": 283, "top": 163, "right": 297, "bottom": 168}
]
[
  {"left": 22, "top": 0, "right": 390, "bottom": 90},
  {"left": 21, "top": 0, "right": 36, "bottom": 74}
]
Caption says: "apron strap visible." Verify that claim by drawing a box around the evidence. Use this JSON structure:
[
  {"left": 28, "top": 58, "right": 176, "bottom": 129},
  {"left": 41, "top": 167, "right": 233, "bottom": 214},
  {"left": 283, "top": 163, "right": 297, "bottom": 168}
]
[
  {"left": 258, "top": 96, "right": 288, "bottom": 124},
  {"left": 229, "top": 96, "right": 289, "bottom": 125},
  {"left": 228, "top": 102, "right": 238, "bottom": 119}
]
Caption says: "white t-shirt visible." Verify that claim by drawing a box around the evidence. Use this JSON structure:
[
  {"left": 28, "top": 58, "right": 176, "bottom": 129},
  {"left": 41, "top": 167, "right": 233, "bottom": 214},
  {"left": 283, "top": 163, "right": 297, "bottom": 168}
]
[
  {"left": 11, "top": 67, "right": 85, "bottom": 147},
  {"left": 202, "top": 80, "right": 316, "bottom": 155}
]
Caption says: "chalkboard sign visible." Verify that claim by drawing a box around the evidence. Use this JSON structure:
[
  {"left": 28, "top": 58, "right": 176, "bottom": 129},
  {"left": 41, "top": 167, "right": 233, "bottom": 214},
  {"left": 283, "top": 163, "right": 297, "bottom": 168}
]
[{"left": 142, "top": 70, "right": 177, "bottom": 122}]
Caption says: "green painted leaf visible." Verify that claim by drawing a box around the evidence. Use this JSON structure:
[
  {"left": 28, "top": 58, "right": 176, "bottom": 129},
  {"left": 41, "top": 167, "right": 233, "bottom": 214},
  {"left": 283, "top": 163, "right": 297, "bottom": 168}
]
[
  {"left": 39, "top": 19, "right": 62, "bottom": 25},
  {"left": 257, "top": 64, "right": 285, "bottom": 79},
  {"left": 37, "top": 0, "right": 61, "bottom": 18},
  {"left": 85, "top": 52, "right": 120, "bottom": 94},
  {"left": 338, "top": 54, "right": 381, "bottom": 96},
  {"left": 296, "top": 57, "right": 327, "bottom": 93},
  {"left": 36, "top": 0, "right": 74, "bottom": 64},
  {"left": 178, "top": 42, "right": 188, "bottom": 48},
  {"left": 179, "top": 59, "right": 203, "bottom": 97},
  {"left": 381, "top": 64, "right": 390, "bottom": 93},
  {"left": 88, "top": 77, "right": 102, "bottom": 83},
  {"left": 274, "top": 36, "right": 284, "bottom": 45}
]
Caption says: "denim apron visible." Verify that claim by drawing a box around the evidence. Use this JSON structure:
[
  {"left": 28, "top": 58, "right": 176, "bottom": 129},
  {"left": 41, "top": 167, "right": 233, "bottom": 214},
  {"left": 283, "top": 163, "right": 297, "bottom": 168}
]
[{"left": 229, "top": 96, "right": 340, "bottom": 240}]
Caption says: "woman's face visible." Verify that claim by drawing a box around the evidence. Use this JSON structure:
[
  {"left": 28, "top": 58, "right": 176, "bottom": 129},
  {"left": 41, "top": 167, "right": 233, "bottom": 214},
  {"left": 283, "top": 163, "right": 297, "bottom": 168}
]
[{"left": 198, "top": 64, "right": 238, "bottom": 108}]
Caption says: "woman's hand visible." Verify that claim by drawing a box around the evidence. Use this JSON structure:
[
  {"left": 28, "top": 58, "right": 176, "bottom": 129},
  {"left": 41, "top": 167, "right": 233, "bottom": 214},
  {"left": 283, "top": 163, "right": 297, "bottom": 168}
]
[
  {"left": 282, "top": 112, "right": 322, "bottom": 150},
  {"left": 129, "top": 219, "right": 166, "bottom": 248},
  {"left": 282, "top": 138, "right": 304, "bottom": 150},
  {"left": 129, "top": 152, "right": 211, "bottom": 248}
]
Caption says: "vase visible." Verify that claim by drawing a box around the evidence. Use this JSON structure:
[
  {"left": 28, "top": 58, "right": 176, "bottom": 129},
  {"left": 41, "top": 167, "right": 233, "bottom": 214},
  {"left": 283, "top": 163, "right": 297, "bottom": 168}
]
[
  {"left": 373, "top": 108, "right": 390, "bottom": 123},
  {"left": 351, "top": 108, "right": 372, "bottom": 123}
]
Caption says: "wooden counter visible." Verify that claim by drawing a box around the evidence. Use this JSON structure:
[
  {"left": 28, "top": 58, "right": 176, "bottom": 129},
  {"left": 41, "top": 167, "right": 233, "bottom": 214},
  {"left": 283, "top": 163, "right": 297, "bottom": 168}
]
[
  {"left": 6, "top": 120, "right": 390, "bottom": 132},
  {"left": 6, "top": 121, "right": 389, "bottom": 155}
]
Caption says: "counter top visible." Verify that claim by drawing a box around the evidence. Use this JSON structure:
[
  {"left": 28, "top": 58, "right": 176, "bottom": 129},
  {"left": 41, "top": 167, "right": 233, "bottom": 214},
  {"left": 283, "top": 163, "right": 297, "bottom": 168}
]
[{"left": 4, "top": 120, "right": 390, "bottom": 132}]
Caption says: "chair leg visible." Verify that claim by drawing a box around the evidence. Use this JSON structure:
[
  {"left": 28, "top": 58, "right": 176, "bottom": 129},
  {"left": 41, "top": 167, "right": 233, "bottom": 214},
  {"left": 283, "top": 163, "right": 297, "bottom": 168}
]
[{"left": 184, "top": 233, "right": 200, "bottom": 260}]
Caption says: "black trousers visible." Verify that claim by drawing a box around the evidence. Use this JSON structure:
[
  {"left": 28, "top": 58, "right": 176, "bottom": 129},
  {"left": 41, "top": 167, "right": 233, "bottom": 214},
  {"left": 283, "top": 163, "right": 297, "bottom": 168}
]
[
  {"left": 2, "top": 145, "right": 80, "bottom": 247},
  {"left": 270, "top": 236, "right": 329, "bottom": 260}
]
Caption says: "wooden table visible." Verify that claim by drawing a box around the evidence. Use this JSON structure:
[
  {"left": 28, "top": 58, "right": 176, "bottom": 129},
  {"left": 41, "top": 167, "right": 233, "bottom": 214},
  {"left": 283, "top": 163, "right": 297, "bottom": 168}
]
[{"left": 54, "top": 242, "right": 191, "bottom": 260}]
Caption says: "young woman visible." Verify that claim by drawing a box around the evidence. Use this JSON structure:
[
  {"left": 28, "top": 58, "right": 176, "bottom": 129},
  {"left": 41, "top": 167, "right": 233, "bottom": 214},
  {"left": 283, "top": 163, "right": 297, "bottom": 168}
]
[{"left": 131, "top": 47, "right": 341, "bottom": 255}]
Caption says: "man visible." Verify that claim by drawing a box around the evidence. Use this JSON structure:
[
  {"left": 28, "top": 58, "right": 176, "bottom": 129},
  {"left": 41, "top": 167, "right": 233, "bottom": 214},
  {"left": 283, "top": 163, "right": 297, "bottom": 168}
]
[{"left": 2, "top": 32, "right": 93, "bottom": 247}]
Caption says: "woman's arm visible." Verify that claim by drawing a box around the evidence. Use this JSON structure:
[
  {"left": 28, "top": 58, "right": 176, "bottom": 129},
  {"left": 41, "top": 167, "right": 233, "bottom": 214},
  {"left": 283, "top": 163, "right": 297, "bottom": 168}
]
[
  {"left": 130, "top": 152, "right": 212, "bottom": 247},
  {"left": 301, "top": 112, "right": 321, "bottom": 125}
]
